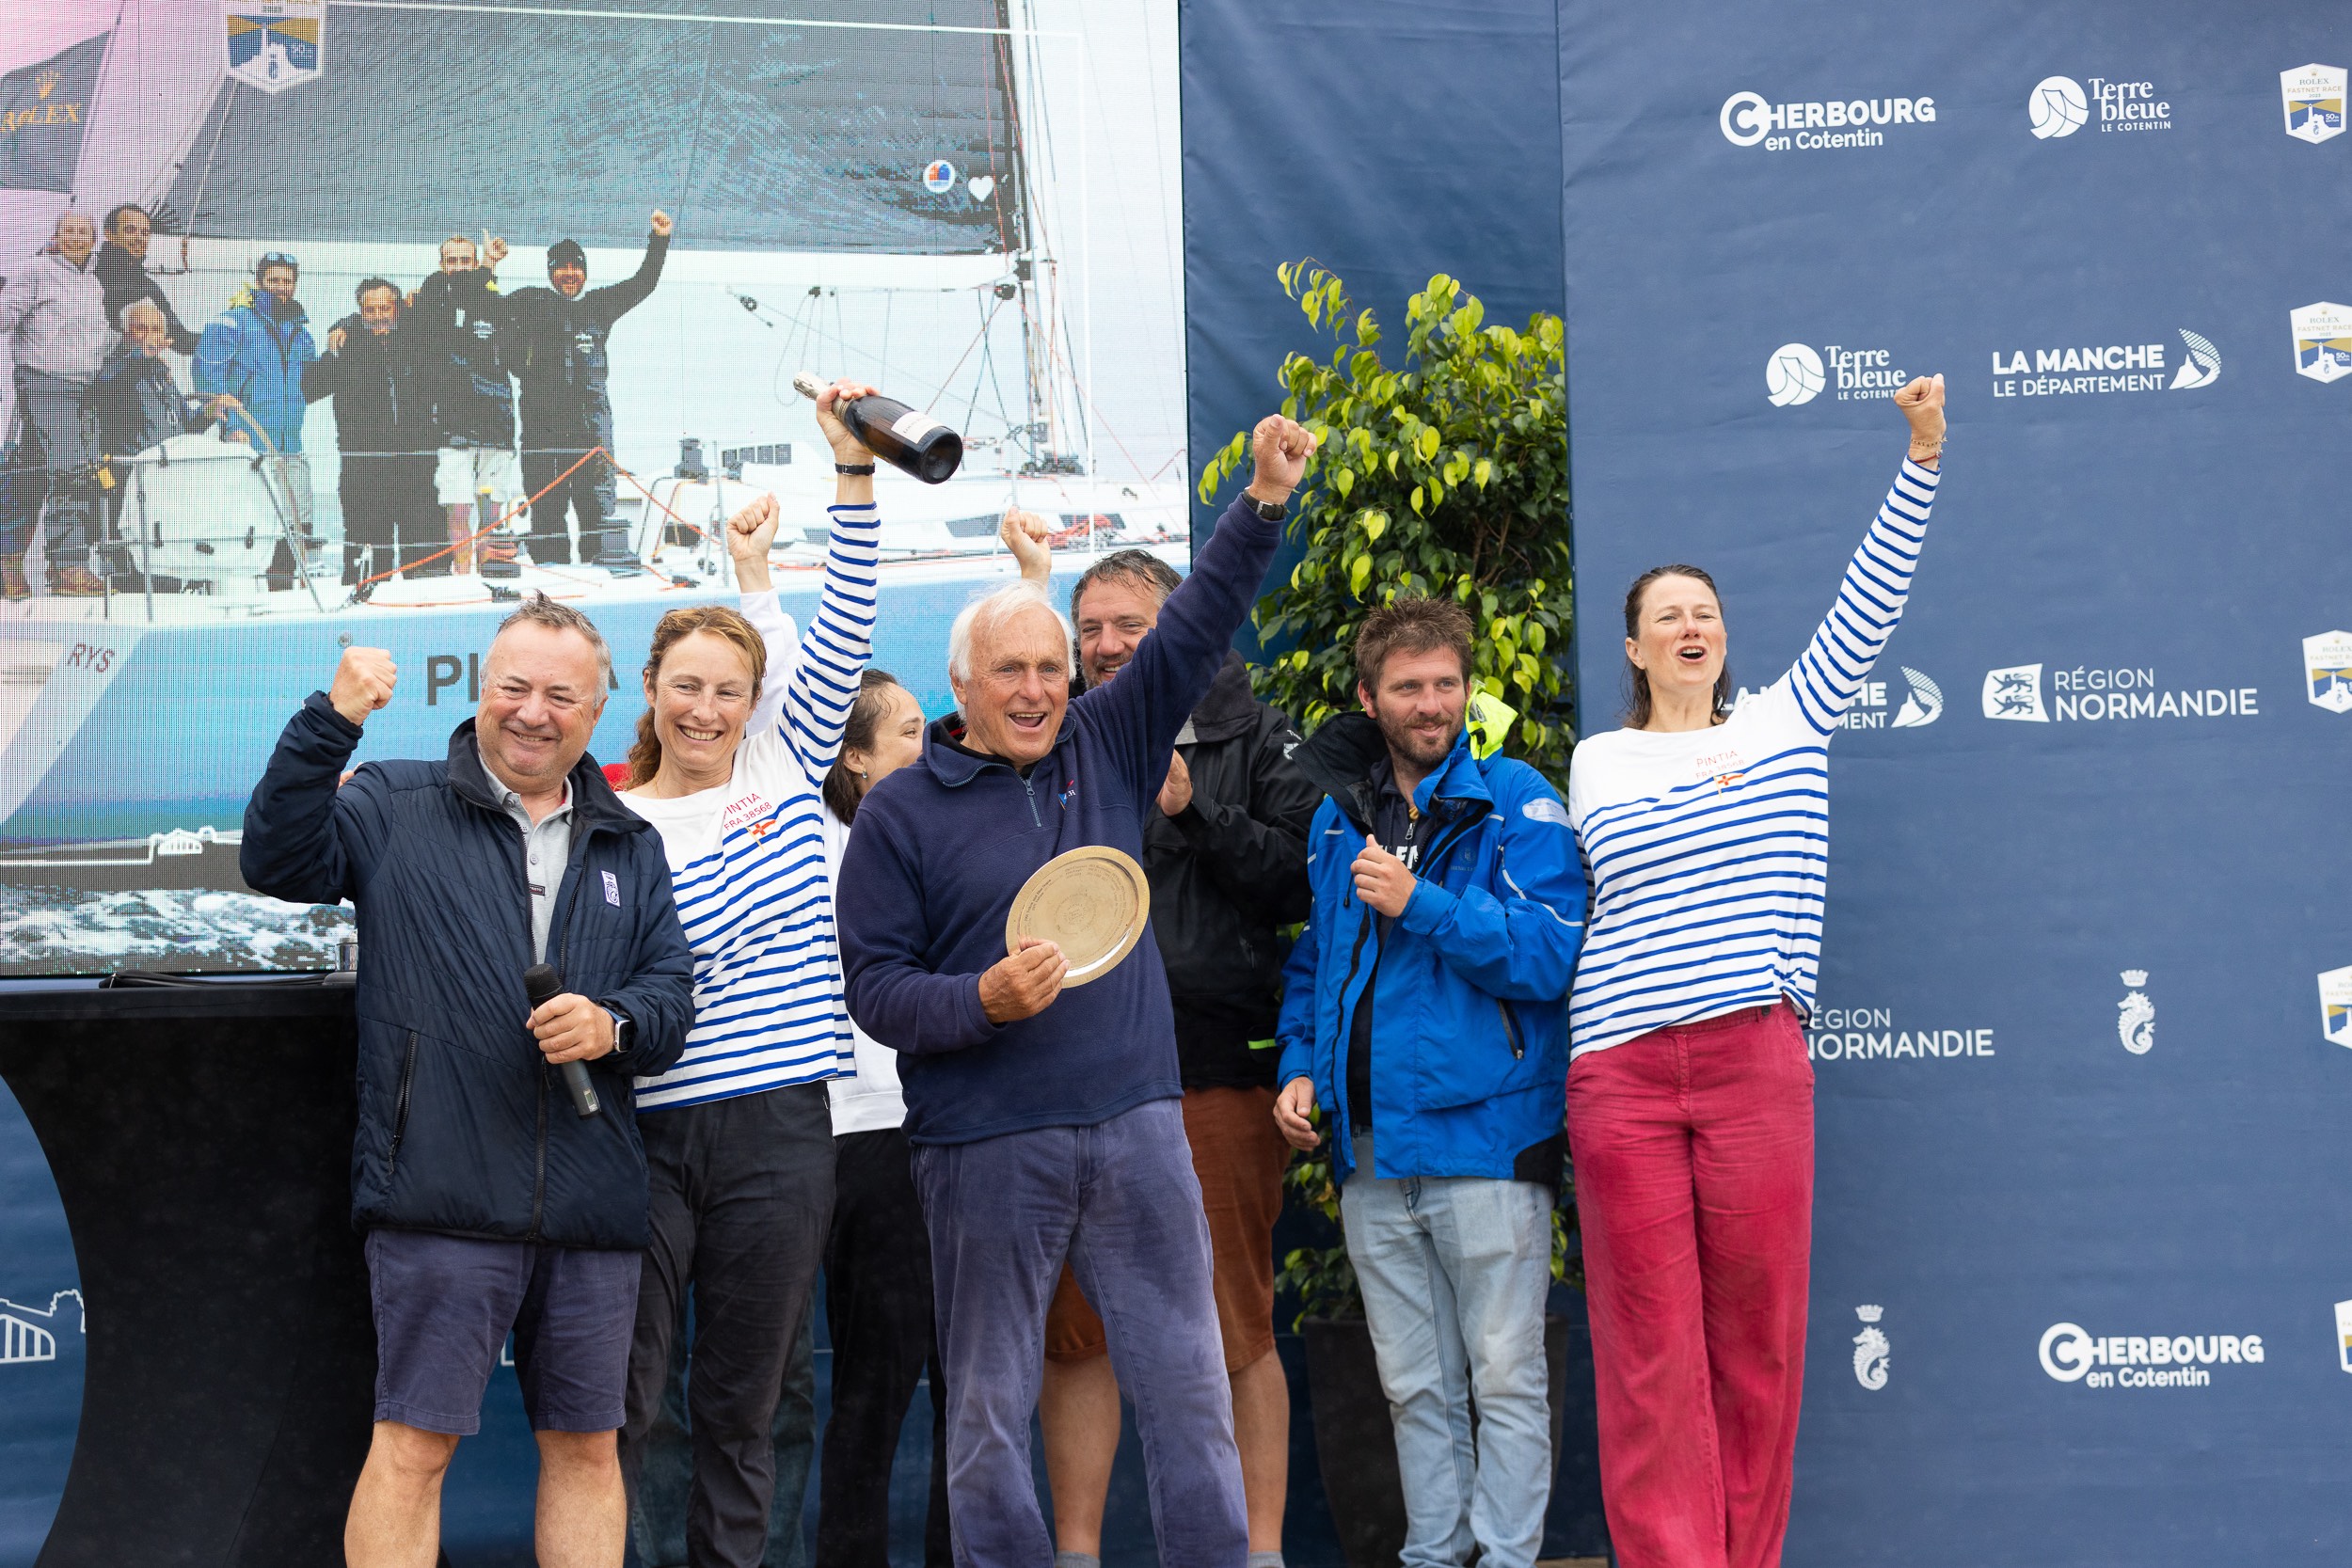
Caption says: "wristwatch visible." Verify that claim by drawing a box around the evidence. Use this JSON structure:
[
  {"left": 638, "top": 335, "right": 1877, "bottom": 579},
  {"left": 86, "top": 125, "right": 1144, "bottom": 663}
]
[
  {"left": 1242, "top": 492, "right": 1287, "bottom": 522},
  {"left": 603, "top": 1006, "right": 631, "bottom": 1059}
]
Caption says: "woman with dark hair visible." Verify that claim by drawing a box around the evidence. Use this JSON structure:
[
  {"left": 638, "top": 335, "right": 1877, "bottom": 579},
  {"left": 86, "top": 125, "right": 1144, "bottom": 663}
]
[
  {"left": 612, "top": 380, "right": 882, "bottom": 1567},
  {"left": 1565, "top": 374, "right": 1945, "bottom": 1568},
  {"left": 810, "top": 668, "right": 946, "bottom": 1566}
]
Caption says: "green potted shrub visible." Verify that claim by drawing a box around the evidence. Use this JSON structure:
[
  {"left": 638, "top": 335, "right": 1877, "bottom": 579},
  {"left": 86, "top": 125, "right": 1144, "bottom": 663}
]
[{"left": 1200, "top": 261, "right": 1587, "bottom": 1567}]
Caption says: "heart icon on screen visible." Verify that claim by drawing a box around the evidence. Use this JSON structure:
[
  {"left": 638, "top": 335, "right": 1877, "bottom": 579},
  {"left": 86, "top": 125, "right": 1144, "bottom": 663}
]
[{"left": 968, "top": 174, "right": 997, "bottom": 201}]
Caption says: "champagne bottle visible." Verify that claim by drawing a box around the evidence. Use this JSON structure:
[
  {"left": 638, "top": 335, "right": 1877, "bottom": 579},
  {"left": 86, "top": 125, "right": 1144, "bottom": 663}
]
[{"left": 792, "top": 372, "right": 964, "bottom": 484}]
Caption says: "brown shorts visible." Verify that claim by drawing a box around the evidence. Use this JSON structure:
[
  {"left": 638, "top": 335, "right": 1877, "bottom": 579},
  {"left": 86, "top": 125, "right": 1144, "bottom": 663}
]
[{"left": 1043, "top": 1085, "right": 1288, "bottom": 1372}]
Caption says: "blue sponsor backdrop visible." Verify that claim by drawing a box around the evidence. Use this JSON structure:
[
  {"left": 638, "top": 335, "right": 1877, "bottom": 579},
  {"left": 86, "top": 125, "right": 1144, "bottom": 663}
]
[{"left": 1558, "top": 0, "right": 2352, "bottom": 1561}]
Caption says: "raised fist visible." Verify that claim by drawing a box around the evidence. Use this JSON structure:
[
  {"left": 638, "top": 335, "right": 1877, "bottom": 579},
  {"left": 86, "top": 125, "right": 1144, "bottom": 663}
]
[
  {"left": 330, "top": 646, "right": 397, "bottom": 726},
  {"left": 650, "top": 210, "right": 675, "bottom": 238},
  {"left": 482, "top": 234, "right": 509, "bottom": 269},
  {"left": 1893, "top": 373, "right": 1946, "bottom": 448},
  {"left": 999, "top": 508, "right": 1053, "bottom": 581},
  {"left": 1246, "top": 415, "right": 1318, "bottom": 505},
  {"left": 726, "top": 493, "right": 779, "bottom": 564}
]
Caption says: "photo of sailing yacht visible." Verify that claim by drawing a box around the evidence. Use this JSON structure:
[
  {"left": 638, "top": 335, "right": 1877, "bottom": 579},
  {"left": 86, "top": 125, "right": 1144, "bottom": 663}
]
[{"left": 0, "top": 0, "right": 1188, "bottom": 973}]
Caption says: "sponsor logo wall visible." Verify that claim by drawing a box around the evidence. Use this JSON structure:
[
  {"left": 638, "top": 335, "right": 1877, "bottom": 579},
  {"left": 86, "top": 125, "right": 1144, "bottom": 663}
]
[{"left": 1562, "top": 5, "right": 2352, "bottom": 1562}]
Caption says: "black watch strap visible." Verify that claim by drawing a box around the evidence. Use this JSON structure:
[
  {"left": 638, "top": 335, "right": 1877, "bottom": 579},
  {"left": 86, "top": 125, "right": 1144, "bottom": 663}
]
[
  {"left": 1243, "top": 493, "right": 1286, "bottom": 522},
  {"left": 835, "top": 462, "right": 877, "bottom": 476}
]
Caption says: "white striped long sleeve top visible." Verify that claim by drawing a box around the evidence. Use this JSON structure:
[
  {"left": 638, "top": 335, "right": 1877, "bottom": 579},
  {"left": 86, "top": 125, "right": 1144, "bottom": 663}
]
[
  {"left": 625, "top": 503, "right": 882, "bottom": 1110},
  {"left": 1565, "top": 460, "right": 1940, "bottom": 1057}
]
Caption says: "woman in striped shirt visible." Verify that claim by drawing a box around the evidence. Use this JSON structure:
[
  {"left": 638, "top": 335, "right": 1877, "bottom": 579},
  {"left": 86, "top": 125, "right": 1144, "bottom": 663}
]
[
  {"left": 1565, "top": 374, "right": 1945, "bottom": 1568},
  {"left": 612, "top": 380, "right": 881, "bottom": 1566}
]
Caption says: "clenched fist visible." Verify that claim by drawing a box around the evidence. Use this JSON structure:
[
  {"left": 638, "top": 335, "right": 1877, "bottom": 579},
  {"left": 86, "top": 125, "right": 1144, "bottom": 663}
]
[
  {"left": 651, "top": 209, "right": 675, "bottom": 238},
  {"left": 728, "top": 493, "right": 780, "bottom": 562},
  {"left": 977, "top": 938, "right": 1067, "bottom": 1022},
  {"left": 1245, "top": 415, "right": 1319, "bottom": 507},
  {"left": 330, "top": 646, "right": 397, "bottom": 726},
  {"left": 727, "top": 493, "right": 781, "bottom": 592},
  {"left": 1000, "top": 508, "right": 1053, "bottom": 581},
  {"left": 1893, "top": 372, "right": 1946, "bottom": 453}
]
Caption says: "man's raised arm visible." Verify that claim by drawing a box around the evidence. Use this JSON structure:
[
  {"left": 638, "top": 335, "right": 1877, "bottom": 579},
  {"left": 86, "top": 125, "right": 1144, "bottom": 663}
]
[
  {"left": 239, "top": 647, "right": 399, "bottom": 908},
  {"left": 1081, "top": 415, "right": 1315, "bottom": 802}
]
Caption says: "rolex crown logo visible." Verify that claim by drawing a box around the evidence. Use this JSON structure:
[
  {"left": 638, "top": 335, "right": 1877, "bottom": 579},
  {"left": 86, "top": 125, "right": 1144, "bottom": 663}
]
[
  {"left": 36, "top": 70, "right": 60, "bottom": 100},
  {"left": 1855, "top": 1305, "right": 1883, "bottom": 1323},
  {"left": 2121, "top": 970, "right": 2149, "bottom": 988}
]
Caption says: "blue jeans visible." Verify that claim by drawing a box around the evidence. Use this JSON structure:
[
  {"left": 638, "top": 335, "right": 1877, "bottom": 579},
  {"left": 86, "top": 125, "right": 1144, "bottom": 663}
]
[
  {"left": 1342, "top": 1134, "right": 1554, "bottom": 1568},
  {"left": 912, "top": 1098, "right": 1245, "bottom": 1568}
]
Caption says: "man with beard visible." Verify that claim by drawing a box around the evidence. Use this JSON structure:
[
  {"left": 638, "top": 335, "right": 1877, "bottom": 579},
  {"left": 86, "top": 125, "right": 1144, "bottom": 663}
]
[
  {"left": 93, "top": 203, "right": 199, "bottom": 352},
  {"left": 504, "top": 213, "right": 671, "bottom": 571},
  {"left": 1271, "top": 596, "right": 1583, "bottom": 1568},
  {"left": 306, "top": 279, "right": 444, "bottom": 591},
  {"left": 414, "top": 233, "right": 519, "bottom": 572}
]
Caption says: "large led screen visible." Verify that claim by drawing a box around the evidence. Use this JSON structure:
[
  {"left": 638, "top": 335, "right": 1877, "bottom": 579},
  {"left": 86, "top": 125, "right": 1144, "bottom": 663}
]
[{"left": 0, "top": 0, "right": 1187, "bottom": 978}]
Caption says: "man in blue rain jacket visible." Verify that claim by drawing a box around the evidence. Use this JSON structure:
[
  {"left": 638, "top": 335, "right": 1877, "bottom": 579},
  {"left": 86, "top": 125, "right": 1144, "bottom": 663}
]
[{"left": 1273, "top": 594, "right": 1584, "bottom": 1568}]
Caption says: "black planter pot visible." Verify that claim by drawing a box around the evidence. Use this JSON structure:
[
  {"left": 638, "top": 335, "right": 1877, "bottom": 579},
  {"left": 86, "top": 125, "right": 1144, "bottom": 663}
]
[{"left": 1301, "top": 1311, "right": 1591, "bottom": 1568}]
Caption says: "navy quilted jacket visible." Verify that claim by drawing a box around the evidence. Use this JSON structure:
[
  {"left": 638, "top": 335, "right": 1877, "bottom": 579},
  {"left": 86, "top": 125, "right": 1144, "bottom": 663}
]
[{"left": 242, "top": 692, "right": 694, "bottom": 1248}]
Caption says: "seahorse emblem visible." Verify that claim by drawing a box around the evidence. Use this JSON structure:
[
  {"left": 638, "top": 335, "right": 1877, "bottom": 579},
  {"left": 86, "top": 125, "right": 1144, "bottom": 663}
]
[
  {"left": 1852, "top": 1325, "right": 1890, "bottom": 1390},
  {"left": 2117, "top": 970, "right": 2154, "bottom": 1055}
]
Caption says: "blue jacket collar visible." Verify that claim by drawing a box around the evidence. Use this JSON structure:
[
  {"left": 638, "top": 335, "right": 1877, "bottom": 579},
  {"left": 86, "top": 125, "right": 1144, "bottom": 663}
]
[
  {"left": 444, "top": 718, "right": 646, "bottom": 834},
  {"left": 922, "top": 711, "right": 1074, "bottom": 788},
  {"left": 1296, "top": 713, "right": 1486, "bottom": 829}
]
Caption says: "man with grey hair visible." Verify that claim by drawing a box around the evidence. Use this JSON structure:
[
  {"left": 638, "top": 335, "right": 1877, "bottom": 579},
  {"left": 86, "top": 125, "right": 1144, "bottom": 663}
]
[
  {"left": 242, "top": 591, "right": 693, "bottom": 1568},
  {"left": 0, "top": 210, "right": 111, "bottom": 596},
  {"left": 1036, "top": 546, "right": 1319, "bottom": 1568},
  {"left": 836, "top": 414, "right": 1316, "bottom": 1568}
]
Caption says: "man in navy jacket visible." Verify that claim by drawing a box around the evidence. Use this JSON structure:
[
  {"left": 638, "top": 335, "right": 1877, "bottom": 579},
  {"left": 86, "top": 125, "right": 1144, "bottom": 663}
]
[
  {"left": 242, "top": 592, "right": 693, "bottom": 1568},
  {"left": 836, "top": 414, "right": 1314, "bottom": 1568}
]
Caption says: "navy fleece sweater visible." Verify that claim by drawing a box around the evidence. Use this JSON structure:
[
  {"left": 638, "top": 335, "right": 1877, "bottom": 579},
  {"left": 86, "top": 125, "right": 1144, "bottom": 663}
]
[{"left": 836, "top": 495, "right": 1283, "bottom": 1144}]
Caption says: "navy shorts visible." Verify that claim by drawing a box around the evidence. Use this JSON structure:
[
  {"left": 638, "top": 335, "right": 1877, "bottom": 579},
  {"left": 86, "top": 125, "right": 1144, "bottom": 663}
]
[{"left": 365, "top": 1228, "right": 641, "bottom": 1435}]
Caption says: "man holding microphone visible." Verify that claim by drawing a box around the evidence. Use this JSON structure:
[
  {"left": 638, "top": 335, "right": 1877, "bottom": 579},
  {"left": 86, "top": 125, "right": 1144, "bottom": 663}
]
[{"left": 241, "top": 593, "right": 694, "bottom": 1568}]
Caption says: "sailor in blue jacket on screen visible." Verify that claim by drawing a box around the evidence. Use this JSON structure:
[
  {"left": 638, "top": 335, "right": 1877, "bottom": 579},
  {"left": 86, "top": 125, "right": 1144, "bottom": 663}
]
[
  {"left": 1272, "top": 596, "right": 1585, "bottom": 1568},
  {"left": 834, "top": 415, "right": 1315, "bottom": 1568},
  {"left": 241, "top": 591, "right": 693, "bottom": 1568}
]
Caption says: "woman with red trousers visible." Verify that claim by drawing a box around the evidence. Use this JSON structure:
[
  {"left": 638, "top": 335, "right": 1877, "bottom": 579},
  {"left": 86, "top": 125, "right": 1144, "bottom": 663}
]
[{"left": 1565, "top": 375, "right": 1947, "bottom": 1568}]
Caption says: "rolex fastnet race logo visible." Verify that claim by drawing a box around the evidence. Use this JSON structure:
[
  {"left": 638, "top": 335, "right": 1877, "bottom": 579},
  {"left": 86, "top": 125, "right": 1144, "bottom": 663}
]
[
  {"left": 2281, "top": 64, "right": 2346, "bottom": 143},
  {"left": 2291, "top": 304, "right": 2352, "bottom": 383},
  {"left": 1992, "top": 330, "right": 2219, "bottom": 399}
]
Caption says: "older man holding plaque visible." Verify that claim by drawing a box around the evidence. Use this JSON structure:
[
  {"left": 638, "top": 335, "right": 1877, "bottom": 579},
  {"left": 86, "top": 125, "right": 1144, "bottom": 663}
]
[{"left": 835, "top": 414, "right": 1313, "bottom": 1568}]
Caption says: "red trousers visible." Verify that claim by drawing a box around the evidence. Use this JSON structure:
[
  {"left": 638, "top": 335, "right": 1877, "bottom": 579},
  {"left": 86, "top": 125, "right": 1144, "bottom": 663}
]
[{"left": 1566, "top": 1002, "right": 1814, "bottom": 1568}]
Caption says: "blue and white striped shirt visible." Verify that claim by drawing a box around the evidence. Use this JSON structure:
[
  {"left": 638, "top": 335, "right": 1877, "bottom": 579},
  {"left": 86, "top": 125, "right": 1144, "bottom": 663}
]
[
  {"left": 1565, "top": 460, "right": 1941, "bottom": 1057},
  {"left": 626, "top": 504, "right": 881, "bottom": 1110}
]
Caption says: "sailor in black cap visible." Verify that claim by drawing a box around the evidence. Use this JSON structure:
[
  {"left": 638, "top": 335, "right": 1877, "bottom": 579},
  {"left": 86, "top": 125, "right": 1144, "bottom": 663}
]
[{"left": 506, "top": 210, "right": 672, "bottom": 573}]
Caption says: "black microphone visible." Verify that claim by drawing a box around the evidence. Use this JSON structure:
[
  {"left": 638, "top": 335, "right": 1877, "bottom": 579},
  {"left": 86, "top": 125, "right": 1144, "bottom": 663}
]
[{"left": 525, "top": 961, "right": 601, "bottom": 1118}]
